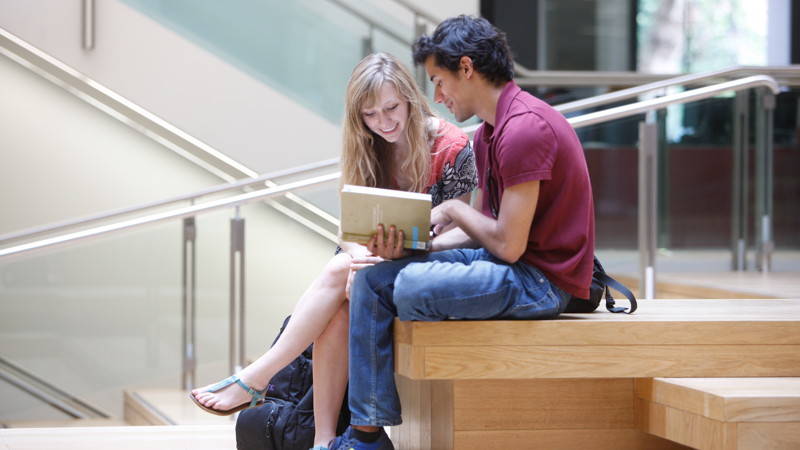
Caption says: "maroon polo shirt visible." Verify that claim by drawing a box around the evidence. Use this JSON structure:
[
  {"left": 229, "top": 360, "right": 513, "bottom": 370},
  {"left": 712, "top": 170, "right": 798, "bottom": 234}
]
[{"left": 474, "top": 81, "right": 594, "bottom": 298}]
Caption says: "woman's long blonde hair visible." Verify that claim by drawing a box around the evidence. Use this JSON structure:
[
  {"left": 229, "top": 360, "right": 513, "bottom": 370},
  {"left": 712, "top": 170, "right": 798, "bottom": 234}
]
[{"left": 341, "top": 53, "right": 436, "bottom": 192}]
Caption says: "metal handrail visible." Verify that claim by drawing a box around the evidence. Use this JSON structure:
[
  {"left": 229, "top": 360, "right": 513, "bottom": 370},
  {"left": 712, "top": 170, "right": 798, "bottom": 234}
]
[
  {"left": 0, "top": 355, "right": 109, "bottom": 419},
  {"left": 0, "top": 158, "right": 339, "bottom": 244},
  {"left": 0, "top": 172, "right": 341, "bottom": 258},
  {"left": 568, "top": 75, "right": 780, "bottom": 128},
  {"left": 0, "top": 26, "right": 340, "bottom": 241},
  {"left": 461, "top": 74, "right": 782, "bottom": 135},
  {"left": 556, "top": 65, "right": 800, "bottom": 114},
  {"left": 514, "top": 66, "right": 800, "bottom": 88},
  {"left": 0, "top": 76, "right": 781, "bottom": 259}
]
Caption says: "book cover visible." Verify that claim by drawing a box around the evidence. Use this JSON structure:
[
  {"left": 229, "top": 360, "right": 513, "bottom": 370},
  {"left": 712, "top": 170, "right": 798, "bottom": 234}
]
[{"left": 339, "top": 184, "right": 432, "bottom": 250}]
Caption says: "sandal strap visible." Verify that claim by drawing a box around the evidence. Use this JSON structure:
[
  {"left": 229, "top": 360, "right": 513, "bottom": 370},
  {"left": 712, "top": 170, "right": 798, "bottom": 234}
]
[
  {"left": 232, "top": 377, "right": 267, "bottom": 407},
  {"left": 202, "top": 375, "right": 267, "bottom": 407}
]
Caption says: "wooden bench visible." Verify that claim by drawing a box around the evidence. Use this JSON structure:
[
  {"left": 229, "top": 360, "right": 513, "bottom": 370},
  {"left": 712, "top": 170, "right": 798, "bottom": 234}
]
[
  {"left": 637, "top": 377, "right": 800, "bottom": 450},
  {"left": 390, "top": 299, "right": 800, "bottom": 450}
]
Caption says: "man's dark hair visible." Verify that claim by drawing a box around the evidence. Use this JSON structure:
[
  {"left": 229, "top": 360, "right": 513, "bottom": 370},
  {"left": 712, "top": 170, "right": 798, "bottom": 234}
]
[{"left": 412, "top": 15, "right": 514, "bottom": 85}]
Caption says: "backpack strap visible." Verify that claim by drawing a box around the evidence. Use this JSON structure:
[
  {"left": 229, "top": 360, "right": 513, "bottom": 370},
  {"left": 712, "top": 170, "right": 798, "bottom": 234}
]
[{"left": 598, "top": 272, "right": 638, "bottom": 314}]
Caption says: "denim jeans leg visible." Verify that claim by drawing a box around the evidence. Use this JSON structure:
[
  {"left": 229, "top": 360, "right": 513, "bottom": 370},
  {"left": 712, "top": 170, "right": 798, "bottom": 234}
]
[
  {"left": 393, "top": 248, "right": 565, "bottom": 321},
  {"left": 347, "top": 257, "right": 416, "bottom": 427}
]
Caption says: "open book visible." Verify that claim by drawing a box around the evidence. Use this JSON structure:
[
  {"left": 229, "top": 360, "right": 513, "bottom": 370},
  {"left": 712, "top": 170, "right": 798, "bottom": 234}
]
[{"left": 339, "top": 184, "right": 432, "bottom": 250}]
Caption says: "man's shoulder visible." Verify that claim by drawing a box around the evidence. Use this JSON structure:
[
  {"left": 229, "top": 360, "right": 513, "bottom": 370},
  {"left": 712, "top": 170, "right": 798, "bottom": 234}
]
[
  {"left": 498, "top": 106, "right": 557, "bottom": 146},
  {"left": 507, "top": 90, "right": 562, "bottom": 122}
]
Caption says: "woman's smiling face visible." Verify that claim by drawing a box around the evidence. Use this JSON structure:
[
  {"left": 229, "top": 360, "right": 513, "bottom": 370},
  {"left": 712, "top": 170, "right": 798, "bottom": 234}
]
[{"left": 361, "top": 82, "right": 409, "bottom": 144}]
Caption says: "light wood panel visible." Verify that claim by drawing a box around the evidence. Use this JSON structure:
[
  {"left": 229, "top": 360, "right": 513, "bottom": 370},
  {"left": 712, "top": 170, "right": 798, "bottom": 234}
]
[
  {"left": 391, "top": 300, "right": 800, "bottom": 449},
  {"left": 0, "top": 419, "right": 128, "bottom": 428},
  {"left": 124, "top": 390, "right": 233, "bottom": 426},
  {"left": 637, "top": 378, "right": 800, "bottom": 449},
  {"left": 395, "top": 342, "right": 426, "bottom": 379},
  {"left": 637, "top": 378, "right": 800, "bottom": 422},
  {"left": 391, "top": 376, "right": 454, "bottom": 450},
  {"left": 637, "top": 397, "right": 738, "bottom": 450},
  {"left": 0, "top": 425, "right": 235, "bottom": 450},
  {"left": 396, "top": 320, "right": 800, "bottom": 347},
  {"left": 394, "top": 299, "right": 800, "bottom": 380},
  {"left": 611, "top": 274, "right": 775, "bottom": 300},
  {"left": 452, "top": 379, "right": 634, "bottom": 430},
  {"left": 452, "top": 429, "right": 690, "bottom": 450},
  {"left": 419, "top": 345, "right": 800, "bottom": 379},
  {"left": 124, "top": 390, "right": 171, "bottom": 426},
  {"left": 737, "top": 422, "right": 800, "bottom": 450}
]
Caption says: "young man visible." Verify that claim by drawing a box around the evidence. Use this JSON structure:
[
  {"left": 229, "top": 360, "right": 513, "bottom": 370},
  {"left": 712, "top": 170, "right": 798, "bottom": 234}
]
[{"left": 328, "top": 15, "right": 595, "bottom": 450}]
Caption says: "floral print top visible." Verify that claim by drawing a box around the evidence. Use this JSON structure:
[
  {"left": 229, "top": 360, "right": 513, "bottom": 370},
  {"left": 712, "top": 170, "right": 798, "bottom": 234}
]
[{"left": 424, "top": 119, "right": 477, "bottom": 206}]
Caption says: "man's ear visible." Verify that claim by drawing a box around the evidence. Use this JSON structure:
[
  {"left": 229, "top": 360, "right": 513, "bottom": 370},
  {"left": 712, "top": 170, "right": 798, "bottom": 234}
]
[{"left": 459, "top": 56, "right": 474, "bottom": 79}]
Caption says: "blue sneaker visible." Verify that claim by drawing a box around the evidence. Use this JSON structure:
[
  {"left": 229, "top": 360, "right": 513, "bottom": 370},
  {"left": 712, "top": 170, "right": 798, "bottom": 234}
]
[{"left": 328, "top": 426, "right": 394, "bottom": 450}]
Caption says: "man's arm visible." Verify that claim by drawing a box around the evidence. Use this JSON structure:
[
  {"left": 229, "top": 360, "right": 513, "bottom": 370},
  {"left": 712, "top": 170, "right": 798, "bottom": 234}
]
[
  {"left": 430, "top": 189, "right": 482, "bottom": 251},
  {"left": 431, "top": 180, "right": 539, "bottom": 263},
  {"left": 430, "top": 226, "right": 477, "bottom": 251}
]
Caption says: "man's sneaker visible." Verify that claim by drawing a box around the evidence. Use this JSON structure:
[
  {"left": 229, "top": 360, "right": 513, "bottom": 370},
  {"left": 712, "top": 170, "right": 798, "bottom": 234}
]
[{"left": 328, "top": 426, "right": 394, "bottom": 450}]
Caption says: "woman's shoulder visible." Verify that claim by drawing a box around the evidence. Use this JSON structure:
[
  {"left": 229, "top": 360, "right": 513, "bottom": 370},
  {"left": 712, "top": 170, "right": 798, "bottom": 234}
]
[{"left": 429, "top": 117, "right": 469, "bottom": 158}]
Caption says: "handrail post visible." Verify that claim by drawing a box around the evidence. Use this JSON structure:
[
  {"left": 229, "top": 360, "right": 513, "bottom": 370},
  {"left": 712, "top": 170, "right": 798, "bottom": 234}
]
[
  {"left": 413, "top": 14, "right": 427, "bottom": 94},
  {"left": 362, "top": 25, "right": 374, "bottom": 58},
  {"left": 81, "top": 0, "right": 95, "bottom": 50},
  {"left": 639, "top": 120, "right": 658, "bottom": 299},
  {"left": 731, "top": 90, "right": 750, "bottom": 270},
  {"left": 181, "top": 216, "right": 197, "bottom": 389},
  {"left": 754, "top": 88, "right": 775, "bottom": 272},
  {"left": 656, "top": 108, "right": 670, "bottom": 249},
  {"left": 229, "top": 208, "right": 246, "bottom": 375}
]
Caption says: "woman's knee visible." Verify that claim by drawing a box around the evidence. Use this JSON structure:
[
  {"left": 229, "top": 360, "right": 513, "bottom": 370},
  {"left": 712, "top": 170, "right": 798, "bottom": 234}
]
[{"left": 319, "top": 252, "right": 352, "bottom": 290}]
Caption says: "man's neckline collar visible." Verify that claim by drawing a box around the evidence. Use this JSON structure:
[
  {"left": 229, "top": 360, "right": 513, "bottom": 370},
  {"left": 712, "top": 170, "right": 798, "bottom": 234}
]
[{"left": 482, "top": 81, "right": 521, "bottom": 143}]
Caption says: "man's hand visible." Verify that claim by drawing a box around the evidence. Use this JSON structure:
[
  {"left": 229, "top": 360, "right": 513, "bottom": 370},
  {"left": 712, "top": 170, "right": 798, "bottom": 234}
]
[
  {"left": 431, "top": 200, "right": 458, "bottom": 236},
  {"left": 366, "top": 224, "right": 408, "bottom": 260}
]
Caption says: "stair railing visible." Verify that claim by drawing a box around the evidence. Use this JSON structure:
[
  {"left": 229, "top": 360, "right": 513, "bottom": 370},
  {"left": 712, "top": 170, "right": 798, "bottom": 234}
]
[{"left": 0, "top": 75, "right": 781, "bottom": 388}]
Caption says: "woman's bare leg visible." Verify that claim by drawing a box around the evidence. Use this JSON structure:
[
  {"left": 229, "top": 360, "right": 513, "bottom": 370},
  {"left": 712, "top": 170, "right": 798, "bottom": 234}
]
[
  {"left": 311, "top": 301, "right": 349, "bottom": 446},
  {"left": 192, "top": 252, "right": 352, "bottom": 412}
]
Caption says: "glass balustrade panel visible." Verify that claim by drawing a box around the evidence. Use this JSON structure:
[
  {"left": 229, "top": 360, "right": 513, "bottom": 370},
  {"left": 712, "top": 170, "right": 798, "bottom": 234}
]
[
  {"left": 0, "top": 222, "right": 183, "bottom": 420},
  {"left": 772, "top": 87, "right": 800, "bottom": 253},
  {"left": 121, "top": 0, "right": 446, "bottom": 125},
  {"left": 577, "top": 89, "right": 798, "bottom": 265},
  {"left": 0, "top": 199, "right": 338, "bottom": 422}
]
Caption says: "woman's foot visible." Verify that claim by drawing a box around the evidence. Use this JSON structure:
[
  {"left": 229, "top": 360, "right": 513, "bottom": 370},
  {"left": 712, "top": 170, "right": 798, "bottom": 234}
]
[{"left": 190, "top": 366, "right": 268, "bottom": 414}]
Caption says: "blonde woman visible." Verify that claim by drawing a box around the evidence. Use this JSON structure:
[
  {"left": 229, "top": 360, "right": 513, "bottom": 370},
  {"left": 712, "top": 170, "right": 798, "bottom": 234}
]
[{"left": 190, "top": 52, "right": 476, "bottom": 449}]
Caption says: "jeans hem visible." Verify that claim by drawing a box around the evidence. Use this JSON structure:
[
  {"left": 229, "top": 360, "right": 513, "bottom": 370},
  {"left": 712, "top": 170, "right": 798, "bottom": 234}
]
[{"left": 350, "top": 417, "right": 403, "bottom": 427}]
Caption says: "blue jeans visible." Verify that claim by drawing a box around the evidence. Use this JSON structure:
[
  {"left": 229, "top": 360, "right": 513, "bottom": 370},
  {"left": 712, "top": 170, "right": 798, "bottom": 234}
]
[{"left": 347, "top": 248, "right": 570, "bottom": 426}]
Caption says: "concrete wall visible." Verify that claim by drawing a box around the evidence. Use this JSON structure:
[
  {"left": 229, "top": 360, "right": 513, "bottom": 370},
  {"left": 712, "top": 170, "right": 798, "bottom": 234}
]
[{"left": 0, "top": 0, "right": 342, "bottom": 174}]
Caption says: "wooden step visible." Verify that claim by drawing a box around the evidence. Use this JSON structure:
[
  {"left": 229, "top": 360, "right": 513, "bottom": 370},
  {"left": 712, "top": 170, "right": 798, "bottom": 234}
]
[
  {"left": 395, "top": 299, "right": 800, "bottom": 380},
  {"left": 611, "top": 274, "right": 776, "bottom": 300},
  {"left": 124, "top": 389, "right": 234, "bottom": 426},
  {"left": 1, "top": 418, "right": 128, "bottom": 428},
  {"left": 636, "top": 377, "right": 800, "bottom": 450},
  {"left": 0, "top": 424, "right": 234, "bottom": 449}
]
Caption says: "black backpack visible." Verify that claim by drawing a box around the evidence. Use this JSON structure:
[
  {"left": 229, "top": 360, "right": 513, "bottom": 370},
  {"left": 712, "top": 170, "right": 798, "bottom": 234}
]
[
  {"left": 565, "top": 257, "right": 637, "bottom": 314},
  {"left": 236, "top": 316, "right": 350, "bottom": 450}
]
